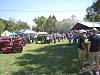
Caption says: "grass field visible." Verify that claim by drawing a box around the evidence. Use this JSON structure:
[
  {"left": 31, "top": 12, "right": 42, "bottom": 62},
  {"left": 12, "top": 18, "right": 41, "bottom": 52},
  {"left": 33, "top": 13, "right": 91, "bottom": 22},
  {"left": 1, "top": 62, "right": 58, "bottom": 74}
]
[{"left": 0, "top": 40, "right": 79, "bottom": 75}]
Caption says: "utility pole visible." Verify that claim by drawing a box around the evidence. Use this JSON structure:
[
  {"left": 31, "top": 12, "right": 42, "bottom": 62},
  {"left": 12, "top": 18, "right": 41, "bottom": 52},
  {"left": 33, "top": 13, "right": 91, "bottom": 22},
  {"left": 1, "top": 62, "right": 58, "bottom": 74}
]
[{"left": 91, "top": 10, "right": 96, "bottom": 28}]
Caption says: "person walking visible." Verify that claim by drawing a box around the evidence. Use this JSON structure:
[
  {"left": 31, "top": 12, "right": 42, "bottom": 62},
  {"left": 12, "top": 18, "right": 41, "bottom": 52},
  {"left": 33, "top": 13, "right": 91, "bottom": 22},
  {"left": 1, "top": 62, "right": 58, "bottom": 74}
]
[{"left": 88, "top": 28, "right": 100, "bottom": 75}]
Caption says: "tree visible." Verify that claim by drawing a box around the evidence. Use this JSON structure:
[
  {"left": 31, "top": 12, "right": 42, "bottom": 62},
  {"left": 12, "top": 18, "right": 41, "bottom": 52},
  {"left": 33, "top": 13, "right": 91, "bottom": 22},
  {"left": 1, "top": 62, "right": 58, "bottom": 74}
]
[
  {"left": 0, "top": 18, "right": 5, "bottom": 34},
  {"left": 3, "top": 20, "right": 15, "bottom": 32},
  {"left": 0, "top": 18, "right": 30, "bottom": 32},
  {"left": 71, "top": 15, "right": 76, "bottom": 20},
  {"left": 51, "top": 15, "right": 57, "bottom": 32},
  {"left": 46, "top": 15, "right": 57, "bottom": 33},
  {"left": 16, "top": 20, "right": 30, "bottom": 31},
  {"left": 33, "top": 15, "right": 77, "bottom": 33},
  {"left": 32, "top": 25, "right": 38, "bottom": 31},
  {"left": 9, "top": 17, "right": 16, "bottom": 23},
  {"left": 33, "top": 15, "right": 57, "bottom": 33},
  {"left": 85, "top": 0, "right": 100, "bottom": 22},
  {"left": 55, "top": 18, "right": 77, "bottom": 33},
  {"left": 33, "top": 16, "right": 47, "bottom": 32}
]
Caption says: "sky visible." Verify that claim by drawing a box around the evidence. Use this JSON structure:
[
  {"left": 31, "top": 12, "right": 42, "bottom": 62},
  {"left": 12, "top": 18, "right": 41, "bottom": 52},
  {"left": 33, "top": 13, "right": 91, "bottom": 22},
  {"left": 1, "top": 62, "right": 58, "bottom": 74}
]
[{"left": 0, "top": 0, "right": 94, "bottom": 26}]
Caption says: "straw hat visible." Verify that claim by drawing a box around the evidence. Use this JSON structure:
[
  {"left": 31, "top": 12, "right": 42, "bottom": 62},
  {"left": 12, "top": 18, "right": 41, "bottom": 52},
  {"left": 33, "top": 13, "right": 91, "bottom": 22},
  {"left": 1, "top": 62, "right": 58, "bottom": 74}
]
[
  {"left": 92, "top": 28, "right": 98, "bottom": 32},
  {"left": 91, "top": 28, "right": 98, "bottom": 33}
]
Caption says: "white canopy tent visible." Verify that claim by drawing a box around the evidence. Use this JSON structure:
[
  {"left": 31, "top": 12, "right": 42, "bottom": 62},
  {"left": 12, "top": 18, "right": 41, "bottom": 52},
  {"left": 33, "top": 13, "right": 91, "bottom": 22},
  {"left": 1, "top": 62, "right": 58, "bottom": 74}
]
[
  {"left": 24, "top": 30, "right": 37, "bottom": 34},
  {"left": 1, "top": 30, "right": 11, "bottom": 36}
]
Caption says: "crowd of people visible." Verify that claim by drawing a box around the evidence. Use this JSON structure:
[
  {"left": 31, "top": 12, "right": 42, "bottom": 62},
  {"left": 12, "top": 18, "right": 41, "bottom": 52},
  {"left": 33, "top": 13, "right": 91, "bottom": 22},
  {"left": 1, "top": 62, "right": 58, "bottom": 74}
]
[
  {"left": 21, "top": 33, "right": 66, "bottom": 44},
  {"left": 65, "top": 31, "right": 78, "bottom": 44}
]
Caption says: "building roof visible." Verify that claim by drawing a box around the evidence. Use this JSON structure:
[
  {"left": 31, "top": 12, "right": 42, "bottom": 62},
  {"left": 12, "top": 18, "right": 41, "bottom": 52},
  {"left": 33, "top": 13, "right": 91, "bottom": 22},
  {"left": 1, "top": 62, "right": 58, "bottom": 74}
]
[
  {"left": 71, "top": 22, "right": 100, "bottom": 30},
  {"left": 79, "top": 22, "right": 100, "bottom": 27},
  {"left": 95, "top": 22, "right": 100, "bottom": 25}
]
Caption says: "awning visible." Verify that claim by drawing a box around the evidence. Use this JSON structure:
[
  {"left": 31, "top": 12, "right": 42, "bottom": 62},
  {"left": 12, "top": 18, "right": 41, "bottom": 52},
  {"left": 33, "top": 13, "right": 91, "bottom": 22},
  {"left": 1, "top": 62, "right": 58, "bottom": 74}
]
[{"left": 1, "top": 30, "right": 11, "bottom": 36}]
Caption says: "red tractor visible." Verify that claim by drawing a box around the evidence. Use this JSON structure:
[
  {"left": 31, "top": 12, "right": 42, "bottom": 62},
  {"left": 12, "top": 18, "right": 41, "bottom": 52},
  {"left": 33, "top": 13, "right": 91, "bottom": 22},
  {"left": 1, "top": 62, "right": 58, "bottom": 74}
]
[{"left": 0, "top": 36, "right": 23, "bottom": 53}]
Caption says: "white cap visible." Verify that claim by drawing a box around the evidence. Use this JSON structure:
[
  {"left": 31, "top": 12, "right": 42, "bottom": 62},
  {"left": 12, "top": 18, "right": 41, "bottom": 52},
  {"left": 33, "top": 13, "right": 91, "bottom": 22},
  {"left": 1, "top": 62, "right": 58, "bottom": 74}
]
[{"left": 79, "top": 29, "right": 86, "bottom": 33}]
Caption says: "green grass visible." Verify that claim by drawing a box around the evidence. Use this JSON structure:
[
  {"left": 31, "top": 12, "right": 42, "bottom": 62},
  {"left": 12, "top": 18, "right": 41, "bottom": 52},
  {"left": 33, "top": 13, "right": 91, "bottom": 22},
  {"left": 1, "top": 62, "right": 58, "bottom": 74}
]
[{"left": 0, "top": 40, "right": 79, "bottom": 75}]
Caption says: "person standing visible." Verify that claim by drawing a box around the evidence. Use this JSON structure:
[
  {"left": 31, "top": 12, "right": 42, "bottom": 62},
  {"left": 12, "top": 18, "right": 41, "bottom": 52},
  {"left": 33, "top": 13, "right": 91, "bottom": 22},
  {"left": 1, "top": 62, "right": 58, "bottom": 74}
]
[
  {"left": 73, "top": 32, "right": 78, "bottom": 43},
  {"left": 77, "top": 29, "right": 87, "bottom": 70},
  {"left": 53, "top": 33, "right": 56, "bottom": 44},
  {"left": 88, "top": 28, "right": 100, "bottom": 75},
  {"left": 68, "top": 32, "right": 73, "bottom": 44}
]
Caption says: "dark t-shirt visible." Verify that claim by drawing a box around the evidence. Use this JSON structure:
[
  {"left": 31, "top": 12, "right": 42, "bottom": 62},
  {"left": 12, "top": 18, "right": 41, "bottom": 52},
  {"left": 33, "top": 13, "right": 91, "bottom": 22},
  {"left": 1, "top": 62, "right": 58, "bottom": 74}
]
[
  {"left": 88, "top": 34, "right": 100, "bottom": 52},
  {"left": 78, "top": 35, "right": 86, "bottom": 50}
]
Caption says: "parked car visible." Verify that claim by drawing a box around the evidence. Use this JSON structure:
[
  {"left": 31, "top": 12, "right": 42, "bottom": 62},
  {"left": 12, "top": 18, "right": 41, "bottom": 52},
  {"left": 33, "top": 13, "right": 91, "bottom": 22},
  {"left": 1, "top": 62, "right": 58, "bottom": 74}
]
[{"left": 0, "top": 36, "right": 23, "bottom": 53}]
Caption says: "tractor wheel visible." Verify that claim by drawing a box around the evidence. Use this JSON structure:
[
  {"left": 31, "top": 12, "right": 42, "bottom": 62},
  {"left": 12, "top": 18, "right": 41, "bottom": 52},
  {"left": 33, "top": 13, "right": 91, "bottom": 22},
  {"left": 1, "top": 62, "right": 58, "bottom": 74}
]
[
  {"left": 13, "top": 45, "right": 23, "bottom": 53},
  {"left": 22, "top": 40, "right": 27, "bottom": 46}
]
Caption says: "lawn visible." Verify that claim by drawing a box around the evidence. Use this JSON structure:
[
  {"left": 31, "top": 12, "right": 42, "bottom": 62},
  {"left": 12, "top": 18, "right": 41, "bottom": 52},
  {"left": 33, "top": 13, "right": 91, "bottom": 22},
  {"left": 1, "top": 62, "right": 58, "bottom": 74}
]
[{"left": 0, "top": 40, "right": 79, "bottom": 75}]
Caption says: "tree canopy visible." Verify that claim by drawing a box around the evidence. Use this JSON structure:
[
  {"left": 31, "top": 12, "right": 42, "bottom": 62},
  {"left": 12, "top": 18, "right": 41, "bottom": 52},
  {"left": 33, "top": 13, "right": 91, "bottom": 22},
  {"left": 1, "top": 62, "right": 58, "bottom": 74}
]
[
  {"left": 33, "top": 15, "right": 76, "bottom": 33},
  {"left": 55, "top": 18, "right": 77, "bottom": 33},
  {"left": 33, "top": 15, "right": 57, "bottom": 33},
  {"left": 0, "top": 15, "right": 77, "bottom": 34},
  {"left": 85, "top": 0, "right": 100, "bottom": 22},
  {"left": 0, "top": 18, "right": 30, "bottom": 34},
  {"left": 0, "top": 18, "right": 5, "bottom": 34}
]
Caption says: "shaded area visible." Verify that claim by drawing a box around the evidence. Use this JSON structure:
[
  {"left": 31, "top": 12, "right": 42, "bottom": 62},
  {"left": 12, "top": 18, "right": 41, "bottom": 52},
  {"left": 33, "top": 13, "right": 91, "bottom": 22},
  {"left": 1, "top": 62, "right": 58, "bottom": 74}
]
[{"left": 11, "top": 43, "right": 79, "bottom": 75}]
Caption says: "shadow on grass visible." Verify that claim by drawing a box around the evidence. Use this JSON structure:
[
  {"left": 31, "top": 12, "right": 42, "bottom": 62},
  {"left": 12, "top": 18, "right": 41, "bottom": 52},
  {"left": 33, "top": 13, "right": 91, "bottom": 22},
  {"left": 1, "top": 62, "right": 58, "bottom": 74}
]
[{"left": 11, "top": 43, "right": 79, "bottom": 75}]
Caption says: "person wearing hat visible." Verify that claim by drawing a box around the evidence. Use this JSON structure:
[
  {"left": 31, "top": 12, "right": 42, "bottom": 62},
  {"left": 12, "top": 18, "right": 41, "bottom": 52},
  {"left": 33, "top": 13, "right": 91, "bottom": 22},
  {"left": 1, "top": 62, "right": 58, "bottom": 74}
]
[
  {"left": 88, "top": 28, "right": 100, "bottom": 75},
  {"left": 77, "top": 29, "right": 87, "bottom": 71}
]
